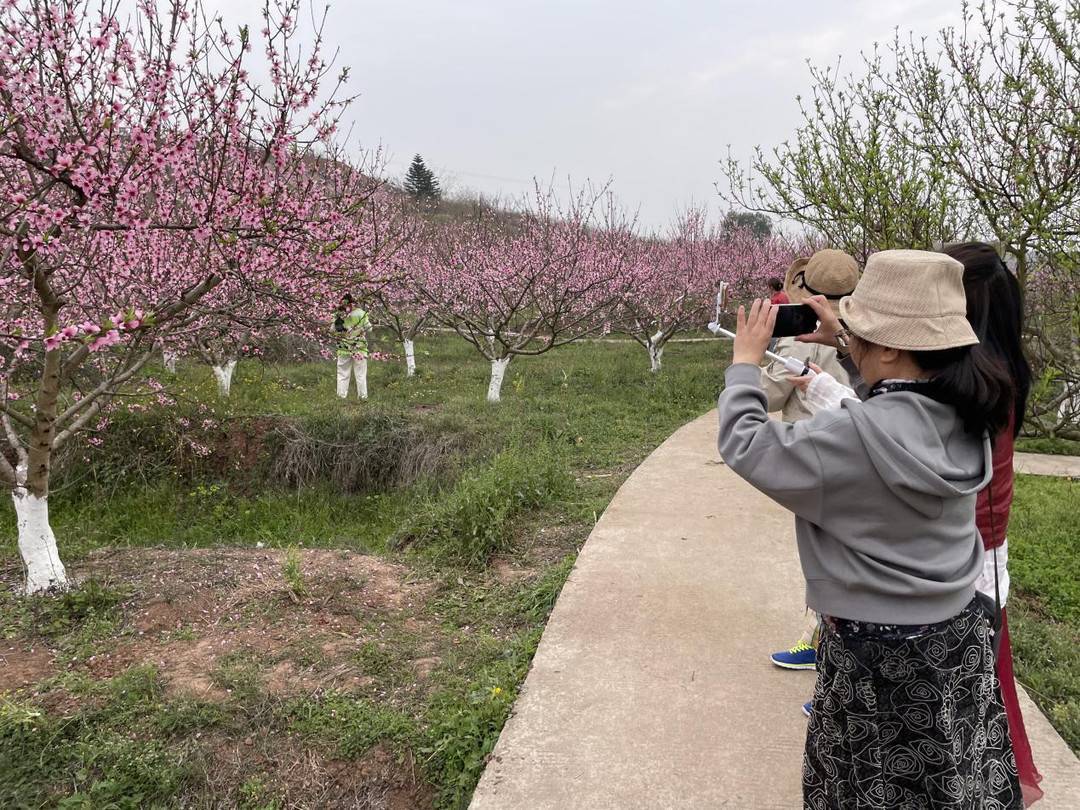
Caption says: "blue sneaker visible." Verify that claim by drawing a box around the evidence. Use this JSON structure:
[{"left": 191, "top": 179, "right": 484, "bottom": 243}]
[
  {"left": 770, "top": 641, "right": 816, "bottom": 670},
  {"left": 802, "top": 701, "right": 813, "bottom": 718}
]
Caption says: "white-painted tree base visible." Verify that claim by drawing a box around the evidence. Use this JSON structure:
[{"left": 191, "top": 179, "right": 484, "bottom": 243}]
[
  {"left": 1058, "top": 381, "right": 1080, "bottom": 425},
  {"left": 648, "top": 331, "right": 666, "bottom": 373},
  {"left": 648, "top": 342, "right": 665, "bottom": 373},
  {"left": 212, "top": 360, "right": 237, "bottom": 397},
  {"left": 163, "top": 351, "right": 178, "bottom": 373},
  {"left": 487, "top": 356, "right": 511, "bottom": 403},
  {"left": 13, "top": 489, "right": 69, "bottom": 595},
  {"left": 403, "top": 339, "right": 416, "bottom": 377}
]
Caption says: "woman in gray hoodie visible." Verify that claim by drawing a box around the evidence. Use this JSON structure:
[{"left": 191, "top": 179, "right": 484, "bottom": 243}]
[{"left": 717, "top": 250, "right": 1021, "bottom": 809}]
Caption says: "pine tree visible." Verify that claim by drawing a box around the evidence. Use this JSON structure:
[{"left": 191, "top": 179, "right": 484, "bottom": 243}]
[{"left": 404, "top": 154, "right": 441, "bottom": 202}]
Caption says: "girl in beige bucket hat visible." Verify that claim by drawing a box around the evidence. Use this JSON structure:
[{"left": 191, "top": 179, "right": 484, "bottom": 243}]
[
  {"left": 838, "top": 249, "right": 980, "bottom": 351},
  {"left": 718, "top": 249, "right": 1022, "bottom": 808}
]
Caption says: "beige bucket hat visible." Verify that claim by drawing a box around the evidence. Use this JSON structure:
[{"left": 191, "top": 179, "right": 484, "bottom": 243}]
[
  {"left": 839, "top": 249, "right": 978, "bottom": 351},
  {"left": 783, "top": 249, "right": 860, "bottom": 315}
]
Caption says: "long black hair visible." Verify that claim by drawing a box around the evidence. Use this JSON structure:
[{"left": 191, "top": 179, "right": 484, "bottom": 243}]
[
  {"left": 911, "top": 344, "right": 1014, "bottom": 438},
  {"left": 943, "top": 242, "right": 1031, "bottom": 436}
]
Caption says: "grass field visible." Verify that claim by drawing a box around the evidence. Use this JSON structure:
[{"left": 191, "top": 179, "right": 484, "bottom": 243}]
[
  {"left": 1015, "top": 436, "right": 1080, "bottom": 456},
  {"left": 0, "top": 336, "right": 725, "bottom": 809},
  {"left": 1, "top": 335, "right": 1076, "bottom": 809},
  {"left": 1006, "top": 474, "right": 1080, "bottom": 753}
]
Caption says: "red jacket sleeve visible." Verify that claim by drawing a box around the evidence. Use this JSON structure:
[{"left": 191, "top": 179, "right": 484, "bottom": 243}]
[{"left": 976, "top": 414, "right": 1014, "bottom": 550}]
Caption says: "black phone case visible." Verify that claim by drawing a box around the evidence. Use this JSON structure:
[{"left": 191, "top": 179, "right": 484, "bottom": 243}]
[{"left": 772, "top": 304, "right": 818, "bottom": 338}]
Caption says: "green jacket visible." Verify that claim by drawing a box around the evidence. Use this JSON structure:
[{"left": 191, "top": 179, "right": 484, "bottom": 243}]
[{"left": 332, "top": 307, "right": 371, "bottom": 357}]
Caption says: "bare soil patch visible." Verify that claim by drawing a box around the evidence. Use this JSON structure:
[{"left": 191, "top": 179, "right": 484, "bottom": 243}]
[
  {"left": 26, "top": 548, "right": 441, "bottom": 700},
  {"left": 0, "top": 644, "right": 55, "bottom": 689},
  {"left": 200, "top": 734, "right": 434, "bottom": 810},
  {"left": 0, "top": 547, "right": 451, "bottom": 806}
]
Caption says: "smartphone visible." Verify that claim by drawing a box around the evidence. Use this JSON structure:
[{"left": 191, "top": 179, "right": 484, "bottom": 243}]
[{"left": 772, "top": 304, "right": 817, "bottom": 337}]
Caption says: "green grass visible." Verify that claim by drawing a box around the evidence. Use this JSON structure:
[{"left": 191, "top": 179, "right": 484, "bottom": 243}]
[
  {"left": 1015, "top": 436, "right": 1080, "bottom": 456},
  {"left": 18, "top": 336, "right": 722, "bottom": 557},
  {"left": 393, "top": 446, "right": 574, "bottom": 564},
  {"left": 0, "top": 666, "right": 198, "bottom": 809},
  {"left": 4, "top": 336, "right": 1076, "bottom": 807},
  {"left": 1007, "top": 474, "right": 1080, "bottom": 752},
  {"left": 0, "top": 336, "right": 723, "bottom": 808},
  {"left": 38, "top": 484, "right": 410, "bottom": 556}
]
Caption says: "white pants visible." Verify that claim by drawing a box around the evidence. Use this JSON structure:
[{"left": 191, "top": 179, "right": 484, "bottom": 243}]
[
  {"left": 336, "top": 355, "right": 368, "bottom": 399},
  {"left": 974, "top": 538, "right": 1010, "bottom": 606}
]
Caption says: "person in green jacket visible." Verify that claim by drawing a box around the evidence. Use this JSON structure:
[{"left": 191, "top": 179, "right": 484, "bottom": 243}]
[{"left": 332, "top": 293, "right": 371, "bottom": 399}]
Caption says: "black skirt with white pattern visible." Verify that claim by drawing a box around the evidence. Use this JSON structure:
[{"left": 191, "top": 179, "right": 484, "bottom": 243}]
[{"left": 803, "top": 599, "right": 1022, "bottom": 809}]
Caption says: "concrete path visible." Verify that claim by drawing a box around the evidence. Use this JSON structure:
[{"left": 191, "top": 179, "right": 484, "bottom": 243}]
[
  {"left": 471, "top": 411, "right": 1080, "bottom": 809},
  {"left": 1014, "top": 451, "right": 1080, "bottom": 478}
]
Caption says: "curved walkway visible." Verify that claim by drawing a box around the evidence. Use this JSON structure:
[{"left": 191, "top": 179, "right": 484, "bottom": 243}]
[
  {"left": 471, "top": 411, "right": 1080, "bottom": 809},
  {"left": 1014, "top": 451, "right": 1080, "bottom": 478}
]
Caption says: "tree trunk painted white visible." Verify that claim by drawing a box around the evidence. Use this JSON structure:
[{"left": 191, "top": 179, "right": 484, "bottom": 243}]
[
  {"left": 211, "top": 359, "right": 237, "bottom": 397},
  {"left": 648, "top": 331, "right": 665, "bottom": 373},
  {"left": 487, "top": 356, "right": 511, "bottom": 403},
  {"left": 403, "top": 339, "right": 416, "bottom": 377},
  {"left": 163, "top": 351, "right": 178, "bottom": 373},
  {"left": 13, "top": 488, "right": 69, "bottom": 595},
  {"left": 1059, "top": 383, "right": 1080, "bottom": 424},
  {"left": 1059, "top": 345, "right": 1080, "bottom": 425}
]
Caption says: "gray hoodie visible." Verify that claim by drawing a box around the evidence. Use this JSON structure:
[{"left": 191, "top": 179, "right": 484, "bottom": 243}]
[{"left": 717, "top": 363, "right": 991, "bottom": 625}]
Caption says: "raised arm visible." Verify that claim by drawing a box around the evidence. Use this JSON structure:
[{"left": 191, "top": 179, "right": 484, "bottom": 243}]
[
  {"left": 718, "top": 299, "right": 827, "bottom": 522},
  {"left": 718, "top": 363, "right": 826, "bottom": 523}
]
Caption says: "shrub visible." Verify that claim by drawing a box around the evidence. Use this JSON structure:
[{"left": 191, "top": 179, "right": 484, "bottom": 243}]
[
  {"left": 49, "top": 409, "right": 473, "bottom": 498},
  {"left": 392, "top": 447, "right": 572, "bottom": 564},
  {"left": 269, "top": 412, "right": 468, "bottom": 493}
]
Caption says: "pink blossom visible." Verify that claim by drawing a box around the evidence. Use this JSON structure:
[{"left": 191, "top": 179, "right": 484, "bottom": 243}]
[{"left": 88, "top": 329, "right": 121, "bottom": 352}]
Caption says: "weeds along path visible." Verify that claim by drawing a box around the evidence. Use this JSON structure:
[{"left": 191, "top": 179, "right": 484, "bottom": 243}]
[{"left": 470, "top": 411, "right": 1080, "bottom": 809}]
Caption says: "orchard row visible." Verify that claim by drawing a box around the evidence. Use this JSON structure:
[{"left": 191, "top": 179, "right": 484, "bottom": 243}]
[{"left": 0, "top": 0, "right": 794, "bottom": 594}]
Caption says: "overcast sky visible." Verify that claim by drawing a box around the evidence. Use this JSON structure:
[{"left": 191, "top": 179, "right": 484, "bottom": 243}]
[{"left": 211, "top": 0, "right": 963, "bottom": 230}]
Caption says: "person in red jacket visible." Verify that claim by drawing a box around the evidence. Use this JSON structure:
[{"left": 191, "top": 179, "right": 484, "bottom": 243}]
[
  {"left": 767, "top": 276, "right": 790, "bottom": 304},
  {"left": 944, "top": 242, "right": 1043, "bottom": 806}
]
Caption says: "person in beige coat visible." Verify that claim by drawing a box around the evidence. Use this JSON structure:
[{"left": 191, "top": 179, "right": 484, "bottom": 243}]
[
  {"left": 761, "top": 249, "right": 860, "bottom": 683},
  {"left": 761, "top": 250, "right": 860, "bottom": 422}
]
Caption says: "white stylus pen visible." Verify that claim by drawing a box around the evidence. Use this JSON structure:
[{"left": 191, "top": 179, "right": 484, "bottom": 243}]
[{"left": 707, "top": 322, "right": 816, "bottom": 378}]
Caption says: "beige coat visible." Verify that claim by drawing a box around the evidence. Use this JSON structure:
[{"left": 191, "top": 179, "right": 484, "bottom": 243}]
[{"left": 760, "top": 338, "right": 850, "bottom": 422}]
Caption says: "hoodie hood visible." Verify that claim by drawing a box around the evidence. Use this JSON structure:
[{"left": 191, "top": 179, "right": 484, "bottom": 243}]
[{"left": 845, "top": 391, "right": 992, "bottom": 516}]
